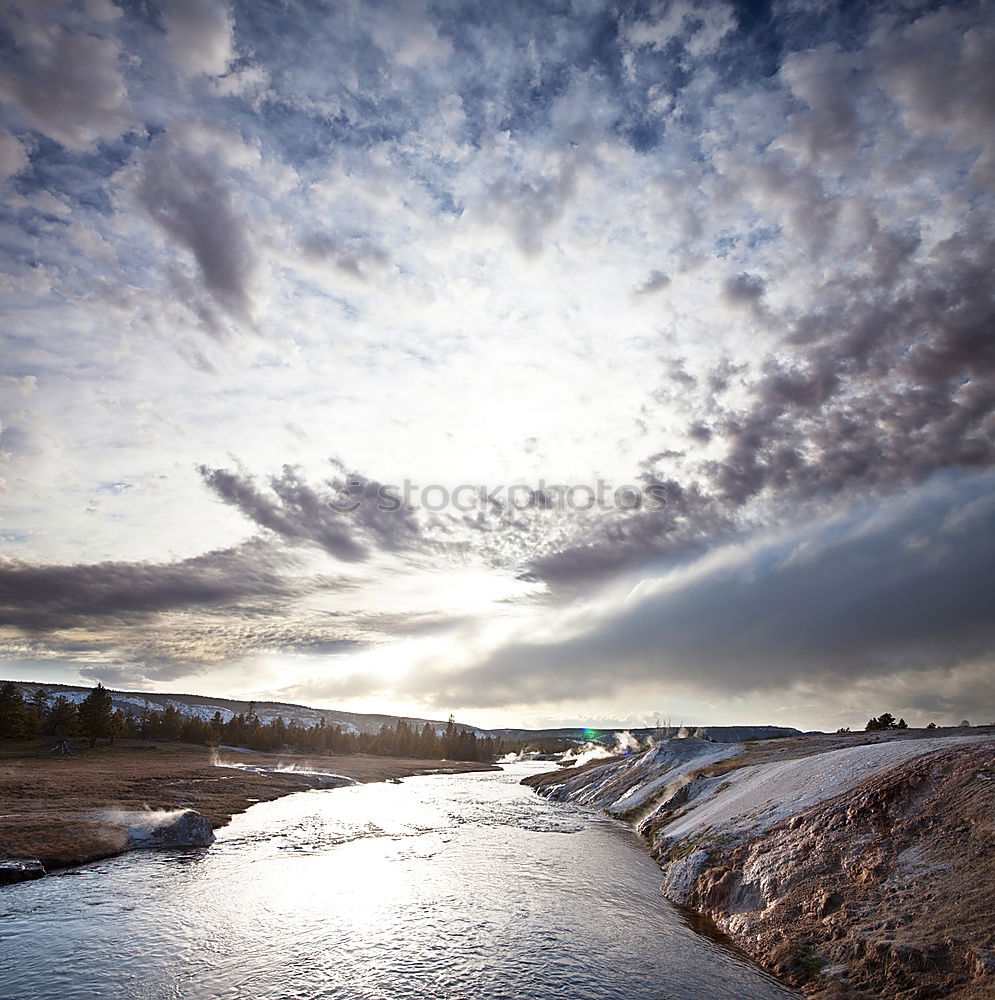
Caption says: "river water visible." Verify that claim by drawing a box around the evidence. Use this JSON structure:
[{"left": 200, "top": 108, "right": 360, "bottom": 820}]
[{"left": 1, "top": 763, "right": 795, "bottom": 999}]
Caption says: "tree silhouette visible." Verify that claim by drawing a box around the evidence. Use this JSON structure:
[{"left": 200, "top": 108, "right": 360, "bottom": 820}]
[
  {"left": 78, "top": 683, "right": 114, "bottom": 747},
  {"left": 865, "top": 712, "right": 910, "bottom": 731},
  {"left": 0, "top": 682, "right": 26, "bottom": 739},
  {"left": 46, "top": 695, "right": 78, "bottom": 739}
]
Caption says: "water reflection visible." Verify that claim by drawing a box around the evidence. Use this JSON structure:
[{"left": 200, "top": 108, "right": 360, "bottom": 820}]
[{"left": 1, "top": 764, "right": 796, "bottom": 1000}]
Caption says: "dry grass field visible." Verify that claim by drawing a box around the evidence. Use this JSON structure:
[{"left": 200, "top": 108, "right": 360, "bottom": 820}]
[{"left": 0, "top": 739, "right": 495, "bottom": 869}]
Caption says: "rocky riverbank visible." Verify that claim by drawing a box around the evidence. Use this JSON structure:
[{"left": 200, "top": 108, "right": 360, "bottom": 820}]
[
  {"left": 524, "top": 728, "right": 995, "bottom": 999},
  {"left": 0, "top": 740, "right": 496, "bottom": 879}
]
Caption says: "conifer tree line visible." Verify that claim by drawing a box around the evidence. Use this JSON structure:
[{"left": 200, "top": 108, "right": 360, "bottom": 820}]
[
  {"left": 0, "top": 681, "right": 499, "bottom": 761},
  {"left": 864, "top": 712, "right": 909, "bottom": 731}
]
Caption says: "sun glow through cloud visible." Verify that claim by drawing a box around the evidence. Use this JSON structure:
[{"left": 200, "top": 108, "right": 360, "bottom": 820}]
[{"left": 1, "top": 0, "right": 994, "bottom": 730}]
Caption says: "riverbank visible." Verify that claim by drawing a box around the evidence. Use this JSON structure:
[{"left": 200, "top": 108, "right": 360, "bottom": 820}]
[
  {"left": 3, "top": 761, "right": 799, "bottom": 1000},
  {"left": 524, "top": 728, "right": 995, "bottom": 999},
  {"left": 0, "top": 739, "right": 496, "bottom": 871}
]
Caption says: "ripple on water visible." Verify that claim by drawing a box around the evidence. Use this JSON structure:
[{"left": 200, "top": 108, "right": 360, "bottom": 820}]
[{"left": 0, "top": 764, "right": 797, "bottom": 1000}]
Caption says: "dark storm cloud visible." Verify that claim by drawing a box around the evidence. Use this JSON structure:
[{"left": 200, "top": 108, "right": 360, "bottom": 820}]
[
  {"left": 525, "top": 478, "right": 734, "bottom": 590},
  {"left": 519, "top": 5, "right": 995, "bottom": 593},
  {"left": 1, "top": 0, "right": 993, "bottom": 720},
  {"left": 418, "top": 473, "right": 995, "bottom": 707},
  {"left": 706, "top": 226, "right": 995, "bottom": 508},
  {"left": 0, "top": 539, "right": 295, "bottom": 631},
  {"left": 0, "top": 535, "right": 378, "bottom": 679},
  {"left": 722, "top": 272, "right": 765, "bottom": 308},
  {"left": 198, "top": 464, "right": 427, "bottom": 561},
  {"left": 136, "top": 128, "right": 259, "bottom": 328},
  {"left": 532, "top": 217, "right": 995, "bottom": 590},
  {"left": 3, "top": 609, "right": 369, "bottom": 685}
]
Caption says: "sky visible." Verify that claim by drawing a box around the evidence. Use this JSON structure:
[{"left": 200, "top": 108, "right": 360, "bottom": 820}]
[{"left": 0, "top": 0, "right": 993, "bottom": 732}]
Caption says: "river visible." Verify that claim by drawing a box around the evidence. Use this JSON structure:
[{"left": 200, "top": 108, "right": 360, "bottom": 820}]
[{"left": 1, "top": 763, "right": 795, "bottom": 999}]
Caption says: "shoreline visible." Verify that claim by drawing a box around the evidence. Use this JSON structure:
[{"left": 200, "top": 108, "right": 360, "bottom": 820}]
[
  {"left": 0, "top": 739, "right": 496, "bottom": 875},
  {"left": 524, "top": 729, "right": 995, "bottom": 999}
]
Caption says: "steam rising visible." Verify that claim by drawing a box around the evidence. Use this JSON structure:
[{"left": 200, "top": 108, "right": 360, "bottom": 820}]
[
  {"left": 98, "top": 807, "right": 190, "bottom": 826},
  {"left": 500, "top": 729, "right": 655, "bottom": 767},
  {"left": 95, "top": 807, "right": 194, "bottom": 838},
  {"left": 214, "top": 756, "right": 358, "bottom": 788}
]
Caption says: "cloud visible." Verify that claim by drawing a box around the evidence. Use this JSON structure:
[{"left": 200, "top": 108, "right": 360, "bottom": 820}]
[
  {"left": 621, "top": 1, "right": 735, "bottom": 60},
  {"left": 776, "top": 44, "right": 864, "bottom": 169},
  {"left": 0, "top": 538, "right": 370, "bottom": 680},
  {"left": 416, "top": 473, "right": 995, "bottom": 709},
  {"left": 0, "top": 0, "right": 993, "bottom": 726},
  {"left": 198, "top": 464, "right": 427, "bottom": 561},
  {"left": 0, "top": 10, "right": 135, "bottom": 151},
  {"left": 481, "top": 155, "right": 580, "bottom": 257},
  {"left": 297, "top": 231, "right": 390, "bottom": 283},
  {"left": 702, "top": 223, "right": 995, "bottom": 508},
  {"left": 369, "top": 0, "right": 452, "bottom": 69},
  {"left": 721, "top": 272, "right": 766, "bottom": 308},
  {"left": 873, "top": 7, "right": 995, "bottom": 192},
  {"left": 161, "top": 0, "right": 235, "bottom": 78},
  {"left": 135, "top": 124, "right": 261, "bottom": 328},
  {"left": 523, "top": 477, "right": 733, "bottom": 590},
  {"left": 0, "top": 128, "right": 28, "bottom": 180},
  {"left": 633, "top": 269, "right": 670, "bottom": 296},
  {"left": 0, "top": 539, "right": 295, "bottom": 630}
]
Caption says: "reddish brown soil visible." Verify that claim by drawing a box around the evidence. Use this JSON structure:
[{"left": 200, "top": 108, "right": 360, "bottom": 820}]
[{"left": 681, "top": 740, "right": 995, "bottom": 999}]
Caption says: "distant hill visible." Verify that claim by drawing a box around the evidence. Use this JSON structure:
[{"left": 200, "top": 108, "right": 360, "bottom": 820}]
[
  {"left": 5, "top": 681, "right": 487, "bottom": 738},
  {"left": 5, "top": 680, "right": 804, "bottom": 743},
  {"left": 488, "top": 725, "right": 802, "bottom": 743}
]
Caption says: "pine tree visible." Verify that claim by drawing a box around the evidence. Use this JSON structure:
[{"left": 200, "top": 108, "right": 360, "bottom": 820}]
[
  {"left": 210, "top": 711, "right": 225, "bottom": 740},
  {"left": 0, "top": 682, "right": 26, "bottom": 739},
  {"left": 24, "top": 688, "right": 49, "bottom": 736},
  {"left": 444, "top": 714, "right": 457, "bottom": 758},
  {"left": 46, "top": 695, "right": 78, "bottom": 738},
  {"left": 866, "top": 712, "right": 898, "bottom": 731},
  {"left": 78, "top": 683, "right": 114, "bottom": 747},
  {"left": 161, "top": 704, "right": 183, "bottom": 741}
]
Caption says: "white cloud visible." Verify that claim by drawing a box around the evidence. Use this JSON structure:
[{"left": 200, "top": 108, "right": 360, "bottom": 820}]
[
  {"left": 0, "top": 18, "right": 135, "bottom": 151},
  {"left": 161, "top": 0, "right": 235, "bottom": 78},
  {"left": 370, "top": 0, "right": 452, "bottom": 69},
  {"left": 0, "top": 0, "right": 993, "bottom": 728},
  {"left": 0, "top": 128, "right": 28, "bottom": 180}
]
